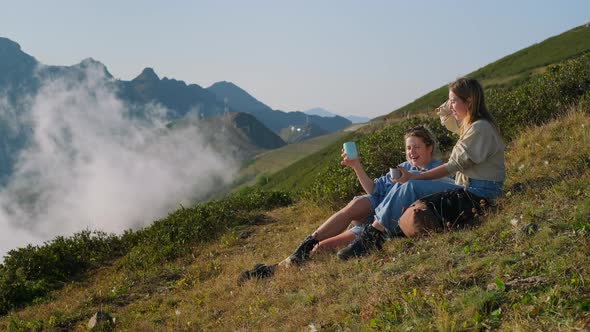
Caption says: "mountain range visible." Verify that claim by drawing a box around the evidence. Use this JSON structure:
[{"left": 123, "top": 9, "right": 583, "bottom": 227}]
[
  {"left": 0, "top": 36, "right": 352, "bottom": 180},
  {"left": 304, "top": 107, "right": 370, "bottom": 123}
]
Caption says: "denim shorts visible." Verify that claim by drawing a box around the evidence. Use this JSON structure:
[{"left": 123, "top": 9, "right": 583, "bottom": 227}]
[
  {"left": 347, "top": 196, "right": 375, "bottom": 237},
  {"left": 348, "top": 222, "right": 370, "bottom": 237},
  {"left": 347, "top": 175, "right": 458, "bottom": 238},
  {"left": 466, "top": 178, "right": 504, "bottom": 200}
]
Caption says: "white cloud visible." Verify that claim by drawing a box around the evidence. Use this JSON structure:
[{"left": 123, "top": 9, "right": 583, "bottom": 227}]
[{"left": 0, "top": 66, "right": 237, "bottom": 260}]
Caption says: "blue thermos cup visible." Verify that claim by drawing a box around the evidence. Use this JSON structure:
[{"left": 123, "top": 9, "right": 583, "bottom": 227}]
[{"left": 343, "top": 141, "right": 358, "bottom": 160}]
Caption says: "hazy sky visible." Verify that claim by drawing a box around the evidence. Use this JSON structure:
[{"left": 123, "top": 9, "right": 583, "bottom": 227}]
[{"left": 1, "top": 0, "right": 589, "bottom": 118}]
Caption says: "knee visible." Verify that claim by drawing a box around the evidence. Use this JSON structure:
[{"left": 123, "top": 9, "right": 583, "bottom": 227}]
[
  {"left": 337, "top": 200, "right": 356, "bottom": 219},
  {"left": 344, "top": 199, "right": 357, "bottom": 210},
  {"left": 342, "top": 197, "right": 364, "bottom": 213}
]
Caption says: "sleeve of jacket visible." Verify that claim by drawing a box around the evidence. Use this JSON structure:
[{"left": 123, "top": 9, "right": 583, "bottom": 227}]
[
  {"left": 436, "top": 101, "right": 461, "bottom": 135},
  {"left": 445, "top": 121, "right": 494, "bottom": 174}
]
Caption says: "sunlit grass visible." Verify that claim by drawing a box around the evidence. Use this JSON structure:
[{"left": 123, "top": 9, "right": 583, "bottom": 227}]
[{"left": 2, "top": 108, "right": 589, "bottom": 330}]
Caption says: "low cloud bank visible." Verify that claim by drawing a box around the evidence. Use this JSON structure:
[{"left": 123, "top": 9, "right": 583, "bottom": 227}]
[{"left": 0, "top": 67, "right": 237, "bottom": 260}]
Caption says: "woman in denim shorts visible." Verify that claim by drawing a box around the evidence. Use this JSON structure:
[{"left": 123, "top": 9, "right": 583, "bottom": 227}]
[
  {"left": 337, "top": 77, "right": 505, "bottom": 260},
  {"left": 238, "top": 126, "right": 444, "bottom": 283}
]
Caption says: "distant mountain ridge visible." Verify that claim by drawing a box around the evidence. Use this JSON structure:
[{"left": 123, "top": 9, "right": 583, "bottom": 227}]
[
  {"left": 304, "top": 107, "right": 370, "bottom": 123},
  {"left": 0, "top": 36, "right": 352, "bottom": 134},
  {"left": 206, "top": 81, "right": 352, "bottom": 133},
  {"left": 0, "top": 36, "right": 352, "bottom": 180},
  {"left": 168, "top": 112, "right": 285, "bottom": 160},
  {"left": 119, "top": 67, "right": 223, "bottom": 119}
]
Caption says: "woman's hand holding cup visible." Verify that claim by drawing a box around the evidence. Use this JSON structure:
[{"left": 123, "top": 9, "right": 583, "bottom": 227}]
[
  {"left": 393, "top": 167, "right": 414, "bottom": 184},
  {"left": 341, "top": 148, "right": 360, "bottom": 168},
  {"left": 341, "top": 141, "right": 360, "bottom": 168},
  {"left": 389, "top": 167, "right": 402, "bottom": 180}
]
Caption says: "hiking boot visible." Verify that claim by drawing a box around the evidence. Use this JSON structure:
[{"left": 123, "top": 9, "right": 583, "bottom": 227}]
[
  {"left": 287, "top": 234, "right": 319, "bottom": 265},
  {"left": 337, "top": 225, "right": 385, "bottom": 260},
  {"left": 237, "top": 263, "right": 277, "bottom": 285}
]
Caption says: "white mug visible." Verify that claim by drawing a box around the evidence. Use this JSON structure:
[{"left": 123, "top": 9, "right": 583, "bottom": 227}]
[{"left": 389, "top": 167, "right": 402, "bottom": 179}]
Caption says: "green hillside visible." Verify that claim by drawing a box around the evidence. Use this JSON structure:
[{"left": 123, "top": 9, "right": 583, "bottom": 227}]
[
  {"left": 2, "top": 106, "right": 588, "bottom": 331},
  {"left": 261, "top": 24, "right": 590, "bottom": 197},
  {"left": 373, "top": 23, "right": 590, "bottom": 123},
  {"left": 233, "top": 130, "right": 348, "bottom": 189},
  {"left": 1, "top": 23, "right": 590, "bottom": 330}
]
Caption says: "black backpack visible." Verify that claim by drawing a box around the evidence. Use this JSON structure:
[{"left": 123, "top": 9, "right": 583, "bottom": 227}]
[{"left": 398, "top": 188, "right": 488, "bottom": 237}]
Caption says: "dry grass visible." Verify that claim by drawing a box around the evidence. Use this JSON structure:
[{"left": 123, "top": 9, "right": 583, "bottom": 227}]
[{"left": 2, "top": 109, "right": 590, "bottom": 331}]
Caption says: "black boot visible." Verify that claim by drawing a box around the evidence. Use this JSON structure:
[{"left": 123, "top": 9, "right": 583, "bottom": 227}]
[
  {"left": 288, "top": 235, "right": 319, "bottom": 265},
  {"left": 337, "top": 225, "right": 385, "bottom": 260},
  {"left": 237, "top": 263, "right": 277, "bottom": 285}
]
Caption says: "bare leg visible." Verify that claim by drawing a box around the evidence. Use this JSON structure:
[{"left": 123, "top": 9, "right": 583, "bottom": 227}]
[
  {"left": 278, "top": 197, "right": 372, "bottom": 267},
  {"left": 312, "top": 197, "right": 372, "bottom": 240},
  {"left": 371, "top": 218, "right": 386, "bottom": 232},
  {"left": 311, "top": 230, "right": 356, "bottom": 254}
]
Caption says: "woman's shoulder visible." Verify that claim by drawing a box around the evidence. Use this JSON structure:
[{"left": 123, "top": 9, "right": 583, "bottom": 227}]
[
  {"left": 469, "top": 119, "right": 494, "bottom": 131},
  {"left": 463, "top": 119, "right": 496, "bottom": 138}
]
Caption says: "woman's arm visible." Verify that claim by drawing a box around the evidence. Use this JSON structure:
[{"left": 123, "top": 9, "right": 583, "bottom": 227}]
[
  {"left": 341, "top": 151, "right": 374, "bottom": 194},
  {"left": 394, "top": 164, "right": 450, "bottom": 184}
]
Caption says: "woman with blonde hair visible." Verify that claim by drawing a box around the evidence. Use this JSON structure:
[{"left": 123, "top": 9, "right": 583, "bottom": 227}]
[
  {"left": 239, "top": 125, "right": 445, "bottom": 283},
  {"left": 337, "top": 77, "right": 506, "bottom": 260}
]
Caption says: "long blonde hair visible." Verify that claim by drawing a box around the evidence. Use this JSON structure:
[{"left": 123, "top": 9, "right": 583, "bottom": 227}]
[{"left": 449, "top": 77, "right": 500, "bottom": 135}]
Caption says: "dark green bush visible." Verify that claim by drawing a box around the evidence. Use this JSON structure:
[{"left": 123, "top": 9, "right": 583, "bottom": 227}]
[
  {"left": 488, "top": 53, "right": 590, "bottom": 140},
  {"left": 124, "top": 189, "right": 292, "bottom": 269},
  {"left": 0, "top": 189, "right": 292, "bottom": 314},
  {"left": 0, "top": 230, "right": 126, "bottom": 314}
]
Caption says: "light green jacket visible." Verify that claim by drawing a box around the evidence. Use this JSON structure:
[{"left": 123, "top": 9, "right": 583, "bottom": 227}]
[{"left": 436, "top": 103, "right": 506, "bottom": 186}]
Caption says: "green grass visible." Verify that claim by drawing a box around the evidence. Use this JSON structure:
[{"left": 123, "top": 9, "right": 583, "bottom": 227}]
[
  {"left": 374, "top": 22, "right": 590, "bottom": 122},
  {"left": 2, "top": 109, "right": 588, "bottom": 330},
  {"left": 231, "top": 130, "right": 348, "bottom": 189},
  {"left": 258, "top": 131, "right": 356, "bottom": 193}
]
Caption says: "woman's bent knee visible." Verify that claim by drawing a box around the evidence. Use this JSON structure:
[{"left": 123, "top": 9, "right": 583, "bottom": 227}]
[{"left": 342, "top": 197, "right": 372, "bottom": 220}]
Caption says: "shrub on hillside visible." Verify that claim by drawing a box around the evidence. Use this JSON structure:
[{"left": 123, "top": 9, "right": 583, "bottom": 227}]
[
  {"left": 488, "top": 53, "right": 590, "bottom": 140},
  {"left": 0, "top": 230, "right": 126, "bottom": 314},
  {"left": 0, "top": 189, "right": 292, "bottom": 314},
  {"left": 119, "top": 188, "right": 292, "bottom": 270}
]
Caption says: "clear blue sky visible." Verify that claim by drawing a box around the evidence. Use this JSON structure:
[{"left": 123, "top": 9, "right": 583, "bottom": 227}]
[{"left": 1, "top": 0, "right": 589, "bottom": 118}]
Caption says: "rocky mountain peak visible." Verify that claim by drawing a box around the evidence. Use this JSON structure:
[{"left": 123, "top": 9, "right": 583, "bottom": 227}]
[{"left": 133, "top": 67, "right": 160, "bottom": 82}]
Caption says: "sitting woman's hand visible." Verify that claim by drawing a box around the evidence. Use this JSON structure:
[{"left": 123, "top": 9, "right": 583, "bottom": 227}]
[
  {"left": 393, "top": 167, "right": 414, "bottom": 184},
  {"left": 340, "top": 149, "right": 361, "bottom": 168}
]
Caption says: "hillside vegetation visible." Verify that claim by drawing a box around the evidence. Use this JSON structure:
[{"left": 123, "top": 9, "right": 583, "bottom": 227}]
[
  {"left": 2, "top": 106, "right": 588, "bottom": 331},
  {"left": 260, "top": 51, "right": 590, "bottom": 202},
  {"left": 374, "top": 23, "right": 590, "bottom": 123},
  {"left": 1, "top": 24, "right": 590, "bottom": 330},
  {"left": 233, "top": 130, "right": 348, "bottom": 189}
]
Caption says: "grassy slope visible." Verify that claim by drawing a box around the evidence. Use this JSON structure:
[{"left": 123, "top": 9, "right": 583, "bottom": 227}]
[
  {"left": 231, "top": 130, "right": 348, "bottom": 189},
  {"left": 260, "top": 24, "right": 590, "bottom": 194},
  {"left": 258, "top": 131, "right": 355, "bottom": 192},
  {"left": 373, "top": 23, "right": 590, "bottom": 123},
  {"left": 3, "top": 109, "right": 589, "bottom": 330}
]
